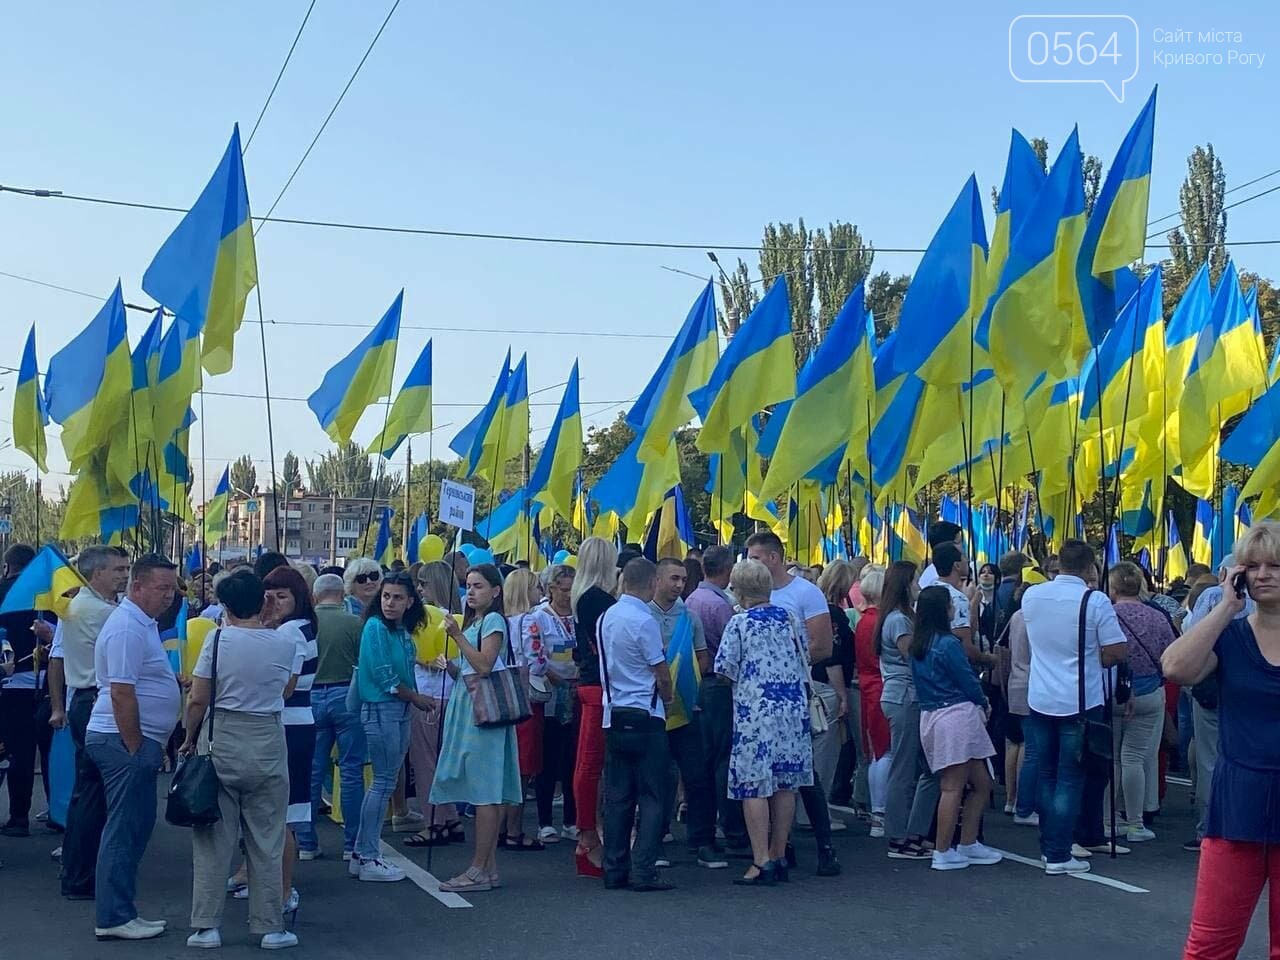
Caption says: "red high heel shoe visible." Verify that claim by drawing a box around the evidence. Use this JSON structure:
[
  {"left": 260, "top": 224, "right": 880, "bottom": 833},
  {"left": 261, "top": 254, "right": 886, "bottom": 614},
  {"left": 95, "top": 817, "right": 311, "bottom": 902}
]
[{"left": 575, "top": 846, "right": 604, "bottom": 879}]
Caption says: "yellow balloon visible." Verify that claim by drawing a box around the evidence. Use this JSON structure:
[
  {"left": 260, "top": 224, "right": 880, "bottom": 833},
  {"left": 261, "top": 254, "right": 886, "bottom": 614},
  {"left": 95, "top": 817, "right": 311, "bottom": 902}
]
[
  {"left": 419, "top": 533, "right": 446, "bottom": 562},
  {"left": 412, "top": 605, "right": 449, "bottom": 664}
]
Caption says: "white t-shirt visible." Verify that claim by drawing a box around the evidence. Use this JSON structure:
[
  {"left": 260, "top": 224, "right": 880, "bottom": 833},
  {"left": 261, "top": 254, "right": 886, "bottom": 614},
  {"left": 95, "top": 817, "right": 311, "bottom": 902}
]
[
  {"left": 599, "top": 595, "right": 666, "bottom": 726},
  {"left": 940, "top": 581, "right": 971, "bottom": 631},
  {"left": 770, "top": 575, "right": 828, "bottom": 647},
  {"left": 918, "top": 564, "right": 940, "bottom": 589},
  {"left": 194, "top": 625, "right": 301, "bottom": 714},
  {"left": 1022, "top": 575, "right": 1128, "bottom": 716}
]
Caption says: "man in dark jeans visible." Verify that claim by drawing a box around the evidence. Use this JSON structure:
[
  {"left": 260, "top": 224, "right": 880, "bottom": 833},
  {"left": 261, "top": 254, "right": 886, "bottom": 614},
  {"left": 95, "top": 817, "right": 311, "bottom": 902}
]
[
  {"left": 0, "top": 544, "right": 42, "bottom": 837},
  {"left": 600, "top": 558, "right": 674, "bottom": 892}
]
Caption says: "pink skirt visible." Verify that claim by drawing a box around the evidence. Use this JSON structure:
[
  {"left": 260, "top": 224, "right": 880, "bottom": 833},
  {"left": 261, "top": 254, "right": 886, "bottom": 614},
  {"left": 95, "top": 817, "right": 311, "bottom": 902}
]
[{"left": 919, "top": 701, "right": 995, "bottom": 773}]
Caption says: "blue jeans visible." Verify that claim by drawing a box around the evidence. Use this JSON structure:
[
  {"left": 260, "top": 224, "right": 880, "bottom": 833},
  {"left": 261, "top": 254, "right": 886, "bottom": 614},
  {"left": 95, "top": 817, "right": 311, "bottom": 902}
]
[
  {"left": 354, "top": 700, "right": 411, "bottom": 861},
  {"left": 84, "top": 733, "right": 164, "bottom": 929},
  {"left": 294, "top": 685, "right": 367, "bottom": 854},
  {"left": 1015, "top": 714, "right": 1040, "bottom": 820},
  {"left": 1024, "top": 709, "right": 1098, "bottom": 864}
]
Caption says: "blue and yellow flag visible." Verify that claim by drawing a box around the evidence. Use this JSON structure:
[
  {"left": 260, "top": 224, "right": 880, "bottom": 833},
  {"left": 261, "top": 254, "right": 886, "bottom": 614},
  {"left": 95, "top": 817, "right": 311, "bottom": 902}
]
[
  {"left": 368, "top": 339, "right": 432, "bottom": 459},
  {"left": 760, "top": 284, "right": 871, "bottom": 503},
  {"left": 981, "top": 128, "right": 1087, "bottom": 393},
  {"left": 627, "top": 281, "right": 720, "bottom": 461},
  {"left": 1164, "top": 513, "right": 1188, "bottom": 583},
  {"left": 591, "top": 433, "right": 681, "bottom": 534},
  {"left": 0, "top": 546, "right": 87, "bottom": 619},
  {"left": 204, "top": 466, "right": 231, "bottom": 543},
  {"left": 307, "top": 291, "right": 402, "bottom": 445},
  {"left": 474, "top": 487, "right": 530, "bottom": 556},
  {"left": 1191, "top": 499, "right": 1213, "bottom": 566},
  {"left": 449, "top": 351, "right": 511, "bottom": 483},
  {"left": 1077, "top": 88, "right": 1157, "bottom": 349},
  {"left": 1079, "top": 266, "right": 1162, "bottom": 429},
  {"left": 867, "top": 331, "right": 927, "bottom": 503},
  {"left": 13, "top": 325, "right": 49, "bottom": 473},
  {"left": 892, "top": 175, "right": 989, "bottom": 385},
  {"left": 153, "top": 311, "right": 204, "bottom": 448},
  {"left": 987, "top": 130, "right": 1046, "bottom": 298},
  {"left": 142, "top": 125, "right": 257, "bottom": 375},
  {"left": 405, "top": 513, "right": 429, "bottom": 564},
  {"left": 527, "top": 361, "right": 582, "bottom": 521},
  {"left": 1222, "top": 375, "right": 1280, "bottom": 503},
  {"left": 706, "top": 423, "right": 776, "bottom": 544},
  {"left": 44, "top": 282, "right": 133, "bottom": 468},
  {"left": 499, "top": 354, "right": 531, "bottom": 475},
  {"left": 690, "top": 278, "right": 795, "bottom": 455},
  {"left": 373, "top": 507, "right": 395, "bottom": 567},
  {"left": 664, "top": 609, "right": 700, "bottom": 732},
  {"left": 644, "top": 485, "right": 695, "bottom": 561}
]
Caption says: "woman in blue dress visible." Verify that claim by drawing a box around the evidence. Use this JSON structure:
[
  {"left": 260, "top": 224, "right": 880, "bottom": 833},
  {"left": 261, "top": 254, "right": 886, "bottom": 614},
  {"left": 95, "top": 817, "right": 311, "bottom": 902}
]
[
  {"left": 431, "top": 563, "right": 522, "bottom": 893},
  {"left": 714, "top": 559, "right": 813, "bottom": 886}
]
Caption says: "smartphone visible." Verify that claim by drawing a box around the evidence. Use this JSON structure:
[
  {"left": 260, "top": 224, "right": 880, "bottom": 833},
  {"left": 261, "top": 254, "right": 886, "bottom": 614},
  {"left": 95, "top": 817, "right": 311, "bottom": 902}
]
[{"left": 1233, "top": 571, "right": 1248, "bottom": 600}]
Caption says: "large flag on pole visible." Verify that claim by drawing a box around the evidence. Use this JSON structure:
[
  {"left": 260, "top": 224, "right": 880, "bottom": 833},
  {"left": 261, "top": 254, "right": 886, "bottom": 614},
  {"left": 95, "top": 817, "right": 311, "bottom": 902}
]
[
  {"left": 142, "top": 125, "right": 258, "bottom": 375},
  {"left": 204, "top": 467, "right": 231, "bottom": 543},
  {"left": 449, "top": 352, "right": 511, "bottom": 483},
  {"left": 368, "top": 339, "right": 432, "bottom": 459},
  {"left": 307, "top": 291, "right": 402, "bottom": 445},
  {"left": 527, "top": 362, "right": 583, "bottom": 521},
  {"left": 13, "top": 325, "right": 49, "bottom": 472}
]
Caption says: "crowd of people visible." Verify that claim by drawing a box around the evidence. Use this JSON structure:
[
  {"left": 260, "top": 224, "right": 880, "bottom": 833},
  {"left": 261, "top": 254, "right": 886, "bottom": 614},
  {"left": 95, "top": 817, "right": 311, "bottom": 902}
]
[{"left": 0, "top": 517, "right": 1276, "bottom": 957}]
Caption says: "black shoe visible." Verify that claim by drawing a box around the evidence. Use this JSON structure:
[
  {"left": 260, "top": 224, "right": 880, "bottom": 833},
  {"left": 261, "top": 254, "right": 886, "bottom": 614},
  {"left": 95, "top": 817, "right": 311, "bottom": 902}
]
[
  {"left": 773, "top": 860, "right": 790, "bottom": 883},
  {"left": 1, "top": 821, "right": 30, "bottom": 838},
  {"left": 732, "top": 862, "right": 777, "bottom": 886},
  {"left": 696, "top": 845, "right": 729, "bottom": 869},
  {"left": 318, "top": 800, "right": 332, "bottom": 816},
  {"left": 816, "top": 846, "right": 841, "bottom": 877},
  {"left": 62, "top": 889, "right": 95, "bottom": 901},
  {"left": 631, "top": 878, "right": 676, "bottom": 892},
  {"left": 603, "top": 878, "right": 632, "bottom": 890},
  {"left": 783, "top": 842, "right": 797, "bottom": 868},
  {"left": 1143, "top": 810, "right": 1159, "bottom": 828},
  {"left": 1182, "top": 837, "right": 1202, "bottom": 852}
]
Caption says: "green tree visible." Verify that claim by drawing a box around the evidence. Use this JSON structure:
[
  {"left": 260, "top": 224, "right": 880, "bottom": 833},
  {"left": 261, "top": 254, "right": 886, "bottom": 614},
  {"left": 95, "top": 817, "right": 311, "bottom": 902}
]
[
  {"left": 811, "top": 222, "right": 875, "bottom": 335},
  {"left": 1167, "top": 144, "right": 1229, "bottom": 293},
  {"left": 716, "top": 259, "right": 759, "bottom": 337},
  {"left": 305, "top": 442, "right": 403, "bottom": 500},
  {"left": 865, "top": 271, "right": 911, "bottom": 342},
  {"left": 278, "top": 451, "right": 302, "bottom": 494},
  {"left": 758, "top": 221, "right": 817, "bottom": 366},
  {"left": 0, "top": 472, "right": 65, "bottom": 547},
  {"left": 229, "top": 454, "right": 256, "bottom": 495}
]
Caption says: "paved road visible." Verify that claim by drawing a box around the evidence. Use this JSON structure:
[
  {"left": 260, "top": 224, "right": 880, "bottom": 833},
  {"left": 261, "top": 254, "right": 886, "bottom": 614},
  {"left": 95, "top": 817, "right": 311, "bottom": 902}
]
[{"left": 1, "top": 777, "right": 1269, "bottom": 959}]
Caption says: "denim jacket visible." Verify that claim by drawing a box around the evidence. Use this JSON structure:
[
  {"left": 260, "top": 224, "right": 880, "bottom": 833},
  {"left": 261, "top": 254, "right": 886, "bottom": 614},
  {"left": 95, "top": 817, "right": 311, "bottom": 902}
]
[
  {"left": 911, "top": 632, "right": 987, "bottom": 712},
  {"left": 357, "top": 618, "right": 415, "bottom": 703}
]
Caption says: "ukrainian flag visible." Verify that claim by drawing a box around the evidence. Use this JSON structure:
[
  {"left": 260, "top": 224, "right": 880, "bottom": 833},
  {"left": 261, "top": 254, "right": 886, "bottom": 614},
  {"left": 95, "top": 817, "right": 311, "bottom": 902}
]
[
  {"left": 368, "top": 339, "right": 432, "bottom": 459},
  {"left": 690, "top": 278, "right": 795, "bottom": 455},
  {"left": 644, "top": 485, "right": 695, "bottom": 562},
  {"left": 44, "top": 282, "right": 133, "bottom": 468},
  {"left": 706, "top": 423, "right": 776, "bottom": 544},
  {"left": 475, "top": 487, "right": 529, "bottom": 556},
  {"left": 891, "top": 504, "right": 929, "bottom": 567},
  {"left": 987, "top": 130, "right": 1046, "bottom": 298},
  {"left": 664, "top": 609, "right": 700, "bottom": 732},
  {"left": 1079, "top": 267, "right": 1163, "bottom": 429},
  {"left": 981, "top": 128, "right": 1087, "bottom": 393},
  {"left": 450, "top": 351, "right": 511, "bottom": 480},
  {"left": 626, "top": 281, "right": 720, "bottom": 461},
  {"left": 153, "top": 311, "right": 204, "bottom": 447},
  {"left": 1268, "top": 324, "right": 1280, "bottom": 386},
  {"left": 1222, "top": 376, "right": 1280, "bottom": 503},
  {"left": 0, "top": 545, "right": 87, "bottom": 619},
  {"left": 892, "top": 175, "right": 989, "bottom": 385},
  {"left": 204, "top": 466, "right": 231, "bottom": 543},
  {"left": 867, "top": 333, "right": 927, "bottom": 504},
  {"left": 373, "top": 507, "right": 395, "bottom": 566},
  {"left": 13, "top": 324, "right": 49, "bottom": 473},
  {"left": 307, "top": 291, "right": 402, "bottom": 445},
  {"left": 1190, "top": 499, "right": 1213, "bottom": 566},
  {"left": 527, "top": 361, "right": 582, "bottom": 521},
  {"left": 498, "top": 354, "right": 531, "bottom": 475},
  {"left": 406, "top": 513, "right": 429, "bottom": 564},
  {"left": 591, "top": 433, "right": 680, "bottom": 534},
  {"left": 142, "top": 125, "right": 257, "bottom": 376},
  {"left": 1164, "top": 513, "right": 1189, "bottom": 583},
  {"left": 760, "top": 283, "right": 870, "bottom": 503},
  {"left": 1077, "top": 88, "right": 1157, "bottom": 349},
  {"left": 60, "top": 465, "right": 136, "bottom": 543}
]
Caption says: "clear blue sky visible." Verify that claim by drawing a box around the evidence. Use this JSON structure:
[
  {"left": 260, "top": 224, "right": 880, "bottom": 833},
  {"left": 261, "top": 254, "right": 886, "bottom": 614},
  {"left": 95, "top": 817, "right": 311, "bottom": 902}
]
[{"left": 1, "top": 0, "right": 1276, "bottom": 498}]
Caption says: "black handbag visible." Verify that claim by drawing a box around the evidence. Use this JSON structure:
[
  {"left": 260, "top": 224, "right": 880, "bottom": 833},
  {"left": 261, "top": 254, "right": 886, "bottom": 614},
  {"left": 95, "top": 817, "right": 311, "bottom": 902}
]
[
  {"left": 165, "top": 629, "right": 222, "bottom": 827},
  {"left": 1076, "top": 592, "right": 1114, "bottom": 768}
]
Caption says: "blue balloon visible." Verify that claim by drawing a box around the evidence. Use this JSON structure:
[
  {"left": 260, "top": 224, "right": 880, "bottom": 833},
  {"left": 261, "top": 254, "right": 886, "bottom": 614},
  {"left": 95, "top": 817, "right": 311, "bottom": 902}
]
[
  {"left": 470, "top": 549, "right": 496, "bottom": 566},
  {"left": 459, "top": 543, "right": 477, "bottom": 559},
  {"left": 553, "top": 549, "right": 571, "bottom": 564}
]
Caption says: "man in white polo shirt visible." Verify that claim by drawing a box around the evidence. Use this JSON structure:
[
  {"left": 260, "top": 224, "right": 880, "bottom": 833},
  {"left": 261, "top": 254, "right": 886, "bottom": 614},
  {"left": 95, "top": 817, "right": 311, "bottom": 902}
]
[
  {"left": 1021, "top": 540, "right": 1128, "bottom": 875},
  {"left": 48, "top": 545, "right": 129, "bottom": 900},
  {"left": 599, "top": 557, "right": 673, "bottom": 892}
]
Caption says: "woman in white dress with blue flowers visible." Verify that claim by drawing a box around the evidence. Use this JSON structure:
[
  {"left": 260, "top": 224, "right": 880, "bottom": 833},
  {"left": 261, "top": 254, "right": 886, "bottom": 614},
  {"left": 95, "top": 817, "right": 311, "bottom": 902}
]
[{"left": 714, "top": 559, "right": 813, "bottom": 886}]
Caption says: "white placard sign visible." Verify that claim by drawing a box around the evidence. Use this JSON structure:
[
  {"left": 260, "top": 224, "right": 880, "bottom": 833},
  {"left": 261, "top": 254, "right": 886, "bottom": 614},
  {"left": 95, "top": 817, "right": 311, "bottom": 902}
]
[{"left": 440, "top": 479, "right": 476, "bottom": 532}]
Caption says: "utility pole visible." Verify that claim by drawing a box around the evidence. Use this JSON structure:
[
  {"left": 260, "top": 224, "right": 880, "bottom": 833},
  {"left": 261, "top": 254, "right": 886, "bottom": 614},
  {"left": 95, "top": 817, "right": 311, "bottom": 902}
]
[
  {"left": 402, "top": 439, "right": 412, "bottom": 559},
  {"left": 329, "top": 487, "right": 338, "bottom": 567}
]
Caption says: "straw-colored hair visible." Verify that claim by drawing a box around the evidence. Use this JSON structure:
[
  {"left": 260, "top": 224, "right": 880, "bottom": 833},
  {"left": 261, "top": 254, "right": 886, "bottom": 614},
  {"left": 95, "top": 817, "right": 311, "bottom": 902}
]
[
  {"left": 1235, "top": 521, "right": 1280, "bottom": 569},
  {"left": 859, "top": 564, "right": 886, "bottom": 605},
  {"left": 1107, "top": 561, "right": 1144, "bottom": 598},
  {"left": 572, "top": 537, "right": 618, "bottom": 606},
  {"left": 730, "top": 559, "right": 773, "bottom": 607},
  {"left": 503, "top": 568, "right": 541, "bottom": 616},
  {"left": 817, "top": 559, "right": 856, "bottom": 606}
]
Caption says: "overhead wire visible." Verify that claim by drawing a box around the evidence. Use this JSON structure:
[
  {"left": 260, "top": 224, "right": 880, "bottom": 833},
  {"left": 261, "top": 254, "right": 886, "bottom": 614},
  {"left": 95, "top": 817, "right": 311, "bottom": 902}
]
[{"left": 243, "top": 0, "right": 317, "bottom": 152}]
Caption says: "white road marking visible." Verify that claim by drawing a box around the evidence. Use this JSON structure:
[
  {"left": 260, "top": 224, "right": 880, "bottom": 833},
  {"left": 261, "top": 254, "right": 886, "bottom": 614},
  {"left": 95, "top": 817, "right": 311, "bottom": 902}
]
[
  {"left": 379, "top": 841, "right": 472, "bottom": 909},
  {"left": 990, "top": 847, "right": 1148, "bottom": 894}
]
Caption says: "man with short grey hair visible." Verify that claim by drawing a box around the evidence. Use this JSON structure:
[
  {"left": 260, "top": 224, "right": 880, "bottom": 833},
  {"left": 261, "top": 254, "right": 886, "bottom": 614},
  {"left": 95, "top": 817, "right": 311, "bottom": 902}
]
[{"left": 294, "top": 572, "right": 366, "bottom": 860}]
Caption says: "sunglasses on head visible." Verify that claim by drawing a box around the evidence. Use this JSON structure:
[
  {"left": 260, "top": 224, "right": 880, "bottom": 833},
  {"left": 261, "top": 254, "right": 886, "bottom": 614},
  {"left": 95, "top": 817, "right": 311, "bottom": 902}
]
[{"left": 354, "top": 571, "right": 381, "bottom": 585}]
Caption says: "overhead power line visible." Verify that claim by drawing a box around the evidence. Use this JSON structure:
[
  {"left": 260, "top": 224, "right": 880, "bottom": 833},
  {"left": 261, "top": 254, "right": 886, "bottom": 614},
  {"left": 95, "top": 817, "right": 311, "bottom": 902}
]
[{"left": 243, "top": 0, "right": 318, "bottom": 152}]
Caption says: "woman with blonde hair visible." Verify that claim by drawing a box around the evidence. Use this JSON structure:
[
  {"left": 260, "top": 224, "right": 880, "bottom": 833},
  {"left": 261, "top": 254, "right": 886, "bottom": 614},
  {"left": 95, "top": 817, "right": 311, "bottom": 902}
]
[
  {"left": 568, "top": 536, "right": 618, "bottom": 877},
  {"left": 500, "top": 567, "right": 546, "bottom": 851},
  {"left": 853, "top": 564, "right": 892, "bottom": 837},
  {"left": 342, "top": 558, "right": 382, "bottom": 617}
]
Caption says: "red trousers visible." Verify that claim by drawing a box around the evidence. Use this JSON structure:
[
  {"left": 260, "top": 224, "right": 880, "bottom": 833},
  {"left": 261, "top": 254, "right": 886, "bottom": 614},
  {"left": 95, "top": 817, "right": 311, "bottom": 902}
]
[
  {"left": 1185, "top": 838, "right": 1280, "bottom": 959},
  {"left": 572, "top": 686, "right": 605, "bottom": 833}
]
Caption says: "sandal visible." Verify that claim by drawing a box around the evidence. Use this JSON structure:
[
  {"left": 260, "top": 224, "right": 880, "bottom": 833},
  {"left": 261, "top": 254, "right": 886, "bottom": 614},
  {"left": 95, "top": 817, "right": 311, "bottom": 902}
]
[
  {"left": 446, "top": 822, "right": 466, "bottom": 844},
  {"left": 439, "top": 867, "right": 492, "bottom": 893},
  {"left": 503, "top": 833, "right": 545, "bottom": 851},
  {"left": 404, "top": 827, "right": 451, "bottom": 848}
]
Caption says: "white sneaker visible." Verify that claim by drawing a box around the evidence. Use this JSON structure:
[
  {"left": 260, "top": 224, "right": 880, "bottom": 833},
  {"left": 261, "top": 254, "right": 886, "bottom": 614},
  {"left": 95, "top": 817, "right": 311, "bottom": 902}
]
[
  {"left": 136, "top": 918, "right": 167, "bottom": 929},
  {"left": 561, "top": 825, "right": 580, "bottom": 841},
  {"left": 958, "top": 842, "right": 1003, "bottom": 865},
  {"left": 1126, "top": 827, "right": 1156, "bottom": 842},
  {"left": 1013, "top": 813, "right": 1040, "bottom": 826},
  {"left": 298, "top": 847, "right": 321, "bottom": 861},
  {"left": 342, "top": 850, "right": 353, "bottom": 862},
  {"left": 187, "top": 928, "right": 222, "bottom": 949},
  {"left": 868, "top": 814, "right": 885, "bottom": 839},
  {"left": 347, "top": 855, "right": 363, "bottom": 877},
  {"left": 391, "top": 812, "right": 425, "bottom": 833},
  {"left": 538, "top": 826, "right": 560, "bottom": 844},
  {"left": 95, "top": 919, "right": 166, "bottom": 941},
  {"left": 1003, "top": 802, "right": 1015, "bottom": 814},
  {"left": 662, "top": 832, "right": 674, "bottom": 843},
  {"left": 655, "top": 856, "right": 672, "bottom": 868},
  {"left": 358, "top": 858, "right": 406, "bottom": 882},
  {"left": 1070, "top": 843, "right": 1093, "bottom": 859},
  {"left": 828, "top": 817, "right": 848, "bottom": 832},
  {"left": 931, "top": 848, "right": 970, "bottom": 871},
  {"left": 50, "top": 845, "right": 62, "bottom": 861},
  {"left": 1044, "top": 856, "right": 1091, "bottom": 875},
  {"left": 261, "top": 931, "right": 298, "bottom": 950}
]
